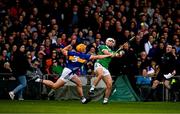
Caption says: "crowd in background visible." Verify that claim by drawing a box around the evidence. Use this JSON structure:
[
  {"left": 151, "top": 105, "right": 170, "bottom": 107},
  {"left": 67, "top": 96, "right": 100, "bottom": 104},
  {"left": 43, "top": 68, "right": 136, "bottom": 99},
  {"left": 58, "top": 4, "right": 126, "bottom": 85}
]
[{"left": 0, "top": 0, "right": 180, "bottom": 100}]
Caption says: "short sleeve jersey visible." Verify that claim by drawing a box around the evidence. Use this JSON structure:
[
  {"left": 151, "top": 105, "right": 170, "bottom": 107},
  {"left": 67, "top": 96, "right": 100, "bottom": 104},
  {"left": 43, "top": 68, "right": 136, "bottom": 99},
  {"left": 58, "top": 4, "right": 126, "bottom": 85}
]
[
  {"left": 96, "top": 45, "right": 113, "bottom": 69},
  {"left": 66, "top": 51, "right": 91, "bottom": 71}
]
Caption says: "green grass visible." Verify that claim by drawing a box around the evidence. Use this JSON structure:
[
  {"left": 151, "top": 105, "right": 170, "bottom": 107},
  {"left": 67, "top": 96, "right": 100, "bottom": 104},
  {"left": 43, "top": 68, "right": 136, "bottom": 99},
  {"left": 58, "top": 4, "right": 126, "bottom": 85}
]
[{"left": 0, "top": 100, "right": 180, "bottom": 114}]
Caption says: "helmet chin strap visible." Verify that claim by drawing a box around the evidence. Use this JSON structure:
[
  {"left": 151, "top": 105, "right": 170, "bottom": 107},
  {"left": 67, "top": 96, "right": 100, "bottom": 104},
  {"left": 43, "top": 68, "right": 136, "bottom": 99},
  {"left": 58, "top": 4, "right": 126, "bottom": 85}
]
[{"left": 106, "top": 43, "right": 115, "bottom": 48}]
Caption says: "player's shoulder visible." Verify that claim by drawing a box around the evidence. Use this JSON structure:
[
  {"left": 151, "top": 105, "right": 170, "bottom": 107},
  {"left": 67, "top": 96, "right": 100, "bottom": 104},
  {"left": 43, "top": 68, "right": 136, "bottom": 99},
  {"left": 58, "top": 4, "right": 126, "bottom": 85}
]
[{"left": 98, "top": 45, "right": 107, "bottom": 49}]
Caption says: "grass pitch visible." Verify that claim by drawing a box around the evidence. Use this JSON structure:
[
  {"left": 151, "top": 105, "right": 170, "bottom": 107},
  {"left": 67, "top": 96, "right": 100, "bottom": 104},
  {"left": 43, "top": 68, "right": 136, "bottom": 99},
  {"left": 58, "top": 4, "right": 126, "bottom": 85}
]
[{"left": 0, "top": 100, "right": 180, "bottom": 114}]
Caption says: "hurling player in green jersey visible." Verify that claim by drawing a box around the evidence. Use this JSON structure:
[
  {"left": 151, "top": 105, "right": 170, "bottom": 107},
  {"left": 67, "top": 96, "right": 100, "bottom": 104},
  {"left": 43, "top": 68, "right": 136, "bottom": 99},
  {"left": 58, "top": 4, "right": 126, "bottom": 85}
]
[{"left": 89, "top": 38, "right": 124, "bottom": 104}]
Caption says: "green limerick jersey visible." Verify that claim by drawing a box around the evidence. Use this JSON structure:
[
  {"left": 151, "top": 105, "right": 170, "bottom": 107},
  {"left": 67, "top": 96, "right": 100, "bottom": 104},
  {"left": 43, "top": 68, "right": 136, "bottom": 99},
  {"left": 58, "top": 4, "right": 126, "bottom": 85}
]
[{"left": 96, "top": 45, "right": 114, "bottom": 69}]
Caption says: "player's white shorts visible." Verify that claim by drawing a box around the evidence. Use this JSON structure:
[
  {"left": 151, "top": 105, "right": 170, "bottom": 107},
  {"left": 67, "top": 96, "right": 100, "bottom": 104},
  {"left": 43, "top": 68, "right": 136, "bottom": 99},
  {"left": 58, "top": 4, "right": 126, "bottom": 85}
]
[
  {"left": 60, "top": 67, "right": 77, "bottom": 82},
  {"left": 94, "top": 62, "right": 110, "bottom": 76}
]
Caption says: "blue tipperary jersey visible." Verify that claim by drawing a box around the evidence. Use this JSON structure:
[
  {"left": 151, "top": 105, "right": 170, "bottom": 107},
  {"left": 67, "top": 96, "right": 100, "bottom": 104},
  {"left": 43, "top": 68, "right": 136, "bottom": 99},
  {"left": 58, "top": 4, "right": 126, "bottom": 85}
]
[{"left": 66, "top": 51, "right": 91, "bottom": 71}]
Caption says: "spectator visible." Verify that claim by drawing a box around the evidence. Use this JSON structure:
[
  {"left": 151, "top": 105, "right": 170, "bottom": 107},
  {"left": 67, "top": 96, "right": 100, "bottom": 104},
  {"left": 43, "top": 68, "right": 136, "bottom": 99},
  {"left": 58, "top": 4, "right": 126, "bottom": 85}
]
[
  {"left": 50, "top": 59, "right": 64, "bottom": 79},
  {"left": 147, "top": 44, "right": 177, "bottom": 101},
  {"left": 27, "top": 59, "right": 47, "bottom": 95},
  {"left": 9, "top": 44, "right": 30, "bottom": 100},
  {"left": 3, "top": 62, "right": 12, "bottom": 73},
  {"left": 148, "top": 41, "right": 159, "bottom": 61},
  {"left": 0, "top": 0, "right": 179, "bottom": 101},
  {"left": 0, "top": 35, "right": 5, "bottom": 52},
  {"left": 85, "top": 30, "right": 95, "bottom": 46},
  {"left": 144, "top": 35, "right": 154, "bottom": 55},
  {"left": 130, "top": 35, "right": 144, "bottom": 56},
  {"left": 10, "top": 44, "right": 17, "bottom": 61},
  {"left": 121, "top": 42, "right": 139, "bottom": 92},
  {"left": 0, "top": 62, "right": 13, "bottom": 80},
  {"left": 76, "top": 31, "right": 86, "bottom": 44},
  {"left": 1, "top": 49, "right": 10, "bottom": 63},
  {"left": 138, "top": 51, "right": 151, "bottom": 78},
  {"left": 100, "top": 20, "right": 112, "bottom": 42},
  {"left": 174, "top": 38, "right": 180, "bottom": 53},
  {"left": 36, "top": 50, "right": 46, "bottom": 74}
]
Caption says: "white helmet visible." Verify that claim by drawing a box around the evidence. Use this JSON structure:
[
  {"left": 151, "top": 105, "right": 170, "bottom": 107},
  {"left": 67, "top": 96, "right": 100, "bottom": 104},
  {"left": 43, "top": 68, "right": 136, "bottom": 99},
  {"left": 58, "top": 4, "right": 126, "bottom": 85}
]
[{"left": 105, "top": 38, "right": 115, "bottom": 47}]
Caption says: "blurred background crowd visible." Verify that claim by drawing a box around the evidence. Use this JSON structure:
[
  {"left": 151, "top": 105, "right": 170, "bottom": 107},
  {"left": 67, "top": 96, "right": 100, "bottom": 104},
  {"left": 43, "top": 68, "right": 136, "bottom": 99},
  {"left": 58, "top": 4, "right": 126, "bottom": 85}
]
[{"left": 0, "top": 0, "right": 180, "bottom": 101}]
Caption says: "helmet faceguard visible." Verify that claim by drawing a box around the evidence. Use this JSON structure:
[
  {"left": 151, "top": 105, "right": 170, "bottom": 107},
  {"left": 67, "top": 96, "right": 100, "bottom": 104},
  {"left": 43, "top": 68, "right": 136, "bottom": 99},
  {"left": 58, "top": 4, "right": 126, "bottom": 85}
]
[{"left": 105, "top": 38, "right": 115, "bottom": 47}]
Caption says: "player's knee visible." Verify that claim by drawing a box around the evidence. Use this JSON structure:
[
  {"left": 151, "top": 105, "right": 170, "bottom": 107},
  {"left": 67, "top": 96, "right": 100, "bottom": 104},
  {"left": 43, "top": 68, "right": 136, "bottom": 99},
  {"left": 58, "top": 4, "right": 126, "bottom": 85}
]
[
  {"left": 97, "top": 74, "right": 103, "bottom": 79},
  {"left": 76, "top": 82, "right": 82, "bottom": 87},
  {"left": 52, "top": 85, "right": 57, "bottom": 89},
  {"left": 52, "top": 84, "right": 60, "bottom": 89},
  {"left": 106, "top": 83, "right": 112, "bottom": 90}
]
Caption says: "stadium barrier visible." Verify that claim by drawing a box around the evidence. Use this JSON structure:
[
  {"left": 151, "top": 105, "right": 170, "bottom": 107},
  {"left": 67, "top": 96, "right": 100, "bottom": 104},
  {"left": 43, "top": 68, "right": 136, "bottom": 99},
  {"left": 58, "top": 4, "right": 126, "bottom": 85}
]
[
  {"left": 0, "top": 73, "right": 179, "bottom": 101},
  {"left": 135, "top": 75, "right": 180, "bottom": 101},
  {"left": 0, "top": 73, "right": 106, "bottom": 100}
]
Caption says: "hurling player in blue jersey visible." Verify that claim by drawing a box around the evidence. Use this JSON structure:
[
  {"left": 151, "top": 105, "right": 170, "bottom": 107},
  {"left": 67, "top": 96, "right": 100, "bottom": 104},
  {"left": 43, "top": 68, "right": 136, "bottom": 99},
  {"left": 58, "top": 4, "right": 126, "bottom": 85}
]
[{"left": 33, "top": 43, "right": 112, "bottom": 104}]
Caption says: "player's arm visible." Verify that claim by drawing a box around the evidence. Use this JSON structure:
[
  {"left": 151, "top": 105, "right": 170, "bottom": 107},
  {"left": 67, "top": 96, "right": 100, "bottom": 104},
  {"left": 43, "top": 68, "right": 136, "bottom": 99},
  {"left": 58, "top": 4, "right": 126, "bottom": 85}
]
[
  {"left": 89, "top": 54, "right": 112, "bottom": 60},
  {"left": 112, "top": 50, "right": 125, "bottom": 58},
  {"left": 61, "top": 44, "right": 72, "bottom": 56},
  {"left": 102, "top": 49, "right": 112, "bottom": 55},
  {"left": 102, "top": 48, "right": 123, "bottom": 58},
  {"left": 61, "top": 40, "right": 76, "bottom": 56}
]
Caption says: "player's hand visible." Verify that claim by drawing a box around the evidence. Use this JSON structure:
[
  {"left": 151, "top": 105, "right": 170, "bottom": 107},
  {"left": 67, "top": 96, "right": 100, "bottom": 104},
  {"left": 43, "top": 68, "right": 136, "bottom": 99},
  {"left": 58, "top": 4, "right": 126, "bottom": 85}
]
[
  {"left": 172, "top": 70, "right": 176, "bottom": 76},
  {"left": 71, "top": 39, "right": 76, "bottom": 46},
  {"left": 111, "top": 52, "right": 119, "bottom": 57},
  {"left": 118, "top": 50, "right": 125, "bottom": 57}
]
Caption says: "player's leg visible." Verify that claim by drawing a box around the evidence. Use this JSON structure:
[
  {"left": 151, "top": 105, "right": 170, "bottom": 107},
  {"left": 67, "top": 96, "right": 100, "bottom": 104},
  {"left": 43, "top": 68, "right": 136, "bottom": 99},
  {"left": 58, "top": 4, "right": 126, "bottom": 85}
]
[
  {"left": 164, "top": 79, "right": 175, "bottom": 101},
  {"left": 71, "top": 75, "right": 83, "bottom": 97},
  {"left": 34, "top": 67, "right": 71, "bottom": 89},
  {"left": 42, "top": 78, "right": 65, "bottom": 89},
  {"left": 89, "top": 63, "right": 104, "bottom": 93},
  {"left": 89, "top": 67, "right": 103, "bottom": 93},
  {"left": 102, "top": 75, "right": 112, "bottom": 104},
  {"left": 71, "top": 75, "right": 91, "bottom": 104},
  {"left": 164, "top": 80, "right": 170, "bottom": 89}
]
